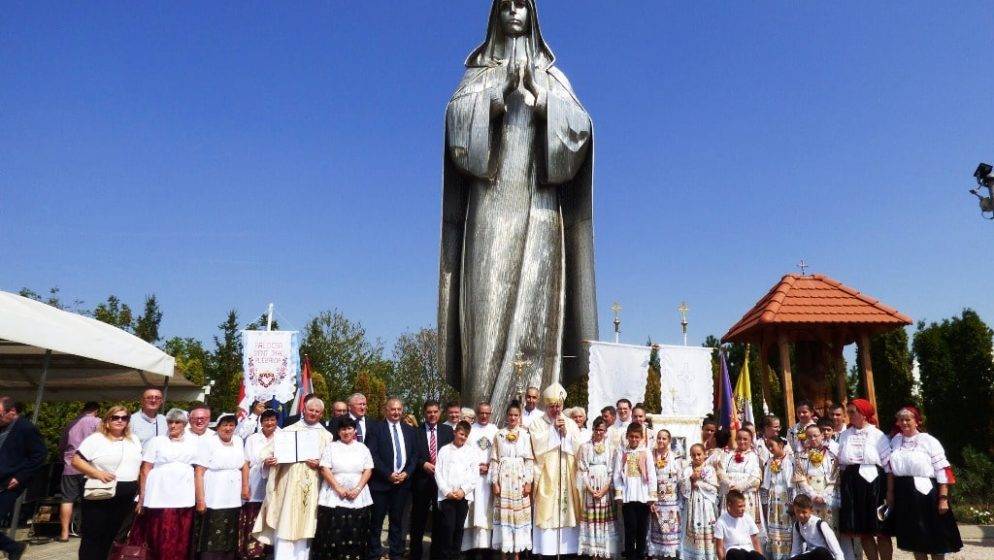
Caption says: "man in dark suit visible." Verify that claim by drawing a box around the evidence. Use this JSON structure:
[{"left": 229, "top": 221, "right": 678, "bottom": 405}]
[
  {"left": 323, "top": 399, "right": 349, "bottom": 439},
  {"left": 366, "top": 397, "right": 418, "bottom": 560},
  {"left": 410, "top": 400, "right": 455, "bottom": 560},
  {"left": 0, "top": 397, "right": 46, "bottom": 560}
]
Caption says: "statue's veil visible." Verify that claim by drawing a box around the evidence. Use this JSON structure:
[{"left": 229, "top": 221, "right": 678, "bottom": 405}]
[{"left": 464, "top": 0, "right": 555, "bottom": 69}]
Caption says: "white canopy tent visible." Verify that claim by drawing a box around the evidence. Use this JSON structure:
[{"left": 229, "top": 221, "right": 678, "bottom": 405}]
[{"left": 0, "top": 290, "right": 201, "bottom": 405}]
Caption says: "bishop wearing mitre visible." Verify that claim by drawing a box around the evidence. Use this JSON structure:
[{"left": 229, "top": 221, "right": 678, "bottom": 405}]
[
  {"left": 528, "top": 383, "right": 582, "bottom": 556},
  {"left": 252, "top": 397, "right": 332, "bottom": 560}
]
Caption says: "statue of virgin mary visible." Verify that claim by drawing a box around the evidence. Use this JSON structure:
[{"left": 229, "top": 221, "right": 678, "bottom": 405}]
[{"left": 438, "top": 0, "right": 598, "bottom": 419}]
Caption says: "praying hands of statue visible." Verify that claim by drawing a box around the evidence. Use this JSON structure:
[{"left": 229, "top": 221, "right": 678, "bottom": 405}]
[{"left": 522, "top": 63, "right": 548, "bottom": 116}]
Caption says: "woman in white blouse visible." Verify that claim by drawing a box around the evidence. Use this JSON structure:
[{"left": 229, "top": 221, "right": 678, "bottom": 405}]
[
  {"left": 239, "top": 409, "right": 279, "bottom": 560},
  {"left": 311, "top": 416, "right": 373, "bottom": 560},
  {"left": 193, "top": 414, "right": 248, "bottom": 560},
  {"left": 837, "top": 399, "right": 892, "bottom": 560},
  {"left": 131, "top": 408, "right": 202, "bottom": 560},
  {"left": 71, "top": 405, "right": 144, "bottom": 560},
  {"left": 885, "top": 406, "right": 962, "bottom": 559}
]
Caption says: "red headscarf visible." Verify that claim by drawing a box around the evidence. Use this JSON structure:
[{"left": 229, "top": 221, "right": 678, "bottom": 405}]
[
  {"left": 890, "top": 405, "right": 924, "bottom": 436},
  {"left": 850, "top": 398, "right": 878, "bottom": 426}
]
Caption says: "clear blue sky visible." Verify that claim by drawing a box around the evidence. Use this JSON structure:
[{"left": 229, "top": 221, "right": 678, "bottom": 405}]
[{"left": 4, "top": 2, "right": 993, "bottom": 352}]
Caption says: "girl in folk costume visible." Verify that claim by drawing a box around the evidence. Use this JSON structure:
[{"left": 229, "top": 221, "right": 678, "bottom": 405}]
[
  {"left": 719, "top": 429, "right": 766, "bottom": 536},
  {"left": 680, "top": 443, "right": 719, "bottom": 560},
  {"left": 577, "top": 417, "right": 619, "bottom": 559},
  {"left": 793, "top": 424, "right": 839, "bottom": 529},
  {"left": 708, "top": 428, "right": 733, "bottom": 469},
  {"left": 648, "top": 429, "right": 684, "bottom": 559},
  {"left": 490, "top": 402, "right": 535, "bottom": 558},
  {"left": 760, "top": 437, "right": 793, "bottom": 560},
  {"left": 837, "top": 399, "right": 892, "bottom": 560},
  {"left": 614, "top": 422, "right": 657, "bottom": 560},
  {"left": 884, "top": 406, "right": 962, "bottom": 559},
  {"left": 787, "top": 400, "right": 817, "bottom": 456}
]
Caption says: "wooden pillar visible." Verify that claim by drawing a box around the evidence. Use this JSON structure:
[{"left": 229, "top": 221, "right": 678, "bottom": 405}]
[
  {"left": 758, "top": 339, "right": 772, "bottom": 415},
  {"left": 778, "top": 335, "right": 795, "bottom": 424},
  {"left": 858, "top": 332, "right": 878, "bottom": 411},
  {"left": 834, "top": 332, "right": 848, "bottom": 406}
]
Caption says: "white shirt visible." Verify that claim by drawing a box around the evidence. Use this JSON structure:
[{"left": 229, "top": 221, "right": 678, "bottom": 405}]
[
  {"left": 837, "top": 425, "right": 890, "bottom": 467},
  {"left": 613, "top": 445, "right": 658, "bottom": 503},
  {"left": 235, "top": 414, "right": 261, "bottom": 440},
  {"left": 77, "top": 433, "right": 143, "bottom": 482},
  {"left": 887, "top": 432, "right": 951, "bottom": 482},
  {"left": 435, "top": 443, "right": 478, "bottom": 502},
  {"left": 714, "top": 511, "right": 759, "bottom": 551},
  {"left": 195, "top": 435, "right": 246, "bottom": 509},
  {"left": 790, "top": 515, "right": 843, "bottom": 560},
  {"left": 186, "top": 426, "right": 216, "bottom": 440},
  {"left": 244, "top": 430, "right": 277, "bottom": 502},
  {"left": 142, "top": 435, "right": 200, "bottom": 508},
  {"left": 318, "top": 440, "right": 374, "bottom": 508},
  {"left": 384, "top": 420, "right": 408, "bottom": 473},
  {"left": 521, "top": 407, "right": 544, "bottom": 428},
  {"left": 131, "top": 412, "right": 167, "bottom": 448}
]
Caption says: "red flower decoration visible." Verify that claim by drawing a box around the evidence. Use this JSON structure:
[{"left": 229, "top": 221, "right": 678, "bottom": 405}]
[{"left": 734, "top": 452, "right": 745, "bottom": 463}]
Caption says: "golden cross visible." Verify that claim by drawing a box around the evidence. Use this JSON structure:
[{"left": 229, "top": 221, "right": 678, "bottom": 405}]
[{"left": 512, "top": 351, "right": 532, "bottom": 399}]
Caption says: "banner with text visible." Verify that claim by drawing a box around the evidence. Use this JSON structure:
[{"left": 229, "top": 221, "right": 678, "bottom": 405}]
[{"left": 241, "top": 330, "right": 300, "bottom": 404}]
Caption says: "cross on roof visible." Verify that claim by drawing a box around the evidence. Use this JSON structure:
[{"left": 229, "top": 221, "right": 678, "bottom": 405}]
[{"left": 798, "top": 259, "right": 809, "bottom": 275}]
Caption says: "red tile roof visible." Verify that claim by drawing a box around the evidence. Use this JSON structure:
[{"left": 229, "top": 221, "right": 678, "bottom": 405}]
[{"left": 722, "top": 273, "right": 912, "bottom": 343}]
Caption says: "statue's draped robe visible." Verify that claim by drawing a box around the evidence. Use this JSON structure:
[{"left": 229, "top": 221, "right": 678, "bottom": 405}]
[
  {"left": 251, "top": 421, "right": 332, "bottom": 552},
  {"left": 440, "top": 59, "right": 596, "bottom": 419},
  {"left": 528, "top": 414, "right": 582, "bottom": 554}
]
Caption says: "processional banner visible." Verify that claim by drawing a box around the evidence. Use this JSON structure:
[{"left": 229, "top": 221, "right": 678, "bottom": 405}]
[
  {"left": 586, "top": 341, "right": 652, "bottom": 424},
  {"left": 657, "top": 345, "right": 714, "bottom": 418},
  {"left": 240, "top": 330, "right": 299, "bottom": 404}
]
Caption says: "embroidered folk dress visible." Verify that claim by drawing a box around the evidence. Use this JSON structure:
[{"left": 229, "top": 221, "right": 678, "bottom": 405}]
[
  {"left": 793, "top": 445, "right": 839, "bottom": 528},
  {"left": 680, "top": 462, "right": 719, "bottom": 560},
  {"left": 836, "top": 425, "right": 890, "bottom": 536},
  {"left": 463, "top": 422, "right": 499, "bottom": 551},
  {"left": 787, "top": 421, "right": 816, "bottom": 455},
  {"left": 490, "top": 427, "right": 535, "bottom": 553},
  {"left": 720, "top": 450, "right": 766, "bottom": 537},
  {"left": 576, "top": 439, "right": 618, "bottom": 558},
  {"left": 648, "top": 450, "right": 685, "bottom": 558},
  {"left": 761, "top": 454, "right": 794, "bottom": 560}
]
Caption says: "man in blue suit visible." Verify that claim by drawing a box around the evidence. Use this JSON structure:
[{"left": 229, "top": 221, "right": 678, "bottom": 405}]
[
  {"left": 410, "top": 400, "right": 455, "bottom": 560},
  {"left": 0, "top": 398, "right": 46, "bottom": 560},
  {"left": 366, "top": 397, "right": 418, "bottom": 560}
]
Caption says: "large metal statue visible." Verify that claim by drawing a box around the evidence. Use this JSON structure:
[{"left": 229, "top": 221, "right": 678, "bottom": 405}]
[{"left": 438, "top": 0, "right": 598, "bottom": 417}]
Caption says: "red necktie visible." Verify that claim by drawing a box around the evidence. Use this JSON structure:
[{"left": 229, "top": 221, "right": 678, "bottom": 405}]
[{"left": 429, "top": 426, "right": 437, "bottom": 463}]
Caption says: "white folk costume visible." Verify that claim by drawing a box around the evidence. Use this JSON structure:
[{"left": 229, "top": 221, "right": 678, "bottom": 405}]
[
  {"left": 462, "top": 421, "right": 499, "bottom": 551},
  {"left": 577, "top": 438, "right": 618, "bottom": 558},
  {"left": 793, "top": 444, "right": 839, "bottom": 528},
  {"left": 719, "top": 449, "right": 765, "bottom": 537},
  {"left": 251, "top": 420, "right": 332, "bottom": 560},
  {"left": 761, "top": 454, "right": 794, "bottom": 560},
  {"left": 529, "top": 384, "right": 582, "bottom": 556},
  {"left": 885, "top": 431, "right": 962, "bottom": 554},
  {"left": 836, "top": 420, "right": 889, "bottom": 536},
  {"left": 647, "top": 447, "right": 684, "bottom": 558},
  {"left": 490, "top": 426, "right": 534, "bottom": 553},
  {"left": 680, "top": 460, "right": 719, "bottom": 560}
]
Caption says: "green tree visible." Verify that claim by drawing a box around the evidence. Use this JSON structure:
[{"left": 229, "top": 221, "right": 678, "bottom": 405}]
[
  {"left": 133, "top": 294, "right": 163, "bottom": 343},
  {"left": 855, "top": 328, "right": 915, "bottom": 425},
  {"left": 300, "top": 310, "right": 385, "bottom": 404},
  {"left": 207, "top": 310, "right": 243, "bottom": 414},
  {"left": 913, "top": 310, "right": 994, "bottom": 463},
  {"left": 644, "top": 343, "right": 662, "bottom": 414},
  {"left": 164, "top": 337, "right": 209, "bottom": 385},
  {"left": 93, "top": 295, "right": 134, "bottom": 331},
  {"left": 18, "top": 286, "right": 82, "bottom": 311},
  {"left": 388, "top": 327, "right": 456, "bottom": 415}
]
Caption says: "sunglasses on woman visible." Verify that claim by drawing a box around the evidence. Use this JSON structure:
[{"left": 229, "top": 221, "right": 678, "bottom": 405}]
[{"left": 110, "top": 414, "right": 130, "bottom": 422}]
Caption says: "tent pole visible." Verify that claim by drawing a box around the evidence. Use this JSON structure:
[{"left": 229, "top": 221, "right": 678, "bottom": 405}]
[
  {"left": 6, "top": 349, "right": 50, "bottom": 539},
  {"left": 162, "top": 376, "right": 171, "bottom": 402}
]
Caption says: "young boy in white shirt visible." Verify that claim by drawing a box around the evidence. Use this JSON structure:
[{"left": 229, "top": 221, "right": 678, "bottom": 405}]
[
  {"left": 790, "top": 494, "right": 844, "bottom": 560},
  {"left": 714, "top": 489, "right": 765, "bottom": 560},
  {"left": 433, "top": 421, "right": 477, "bottom": 560}
]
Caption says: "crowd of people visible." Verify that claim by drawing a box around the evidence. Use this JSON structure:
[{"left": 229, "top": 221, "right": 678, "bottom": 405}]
[{"left": 0, "top": 386, "right": 967, "bottom": 560}]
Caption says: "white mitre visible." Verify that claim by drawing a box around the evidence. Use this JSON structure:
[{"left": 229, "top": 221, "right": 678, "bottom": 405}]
[{"left": 542, "top": 382, "right": 567, "bottom": 406}]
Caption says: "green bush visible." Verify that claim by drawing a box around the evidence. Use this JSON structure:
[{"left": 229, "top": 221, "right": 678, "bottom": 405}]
[{"left": 953, "top": 446, "right": 994, "bottom": 523}]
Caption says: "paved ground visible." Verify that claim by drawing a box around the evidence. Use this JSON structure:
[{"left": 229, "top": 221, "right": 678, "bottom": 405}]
[{"left": 7, "top": 525, "right": 993, "bottom": 559}]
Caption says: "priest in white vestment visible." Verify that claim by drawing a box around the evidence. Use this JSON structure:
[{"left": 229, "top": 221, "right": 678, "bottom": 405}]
[
  {"left": 462, "top": 402, "right": 500, "bottom": 552},
  {"left": 521, "top": 387, "right": 545, "bottom": 429},
  {"left": 529, "top": 384, "right": 582, "bottom": 556},
  {"left": 252, "top": 398, "right": 332, "bottom": 560}
]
